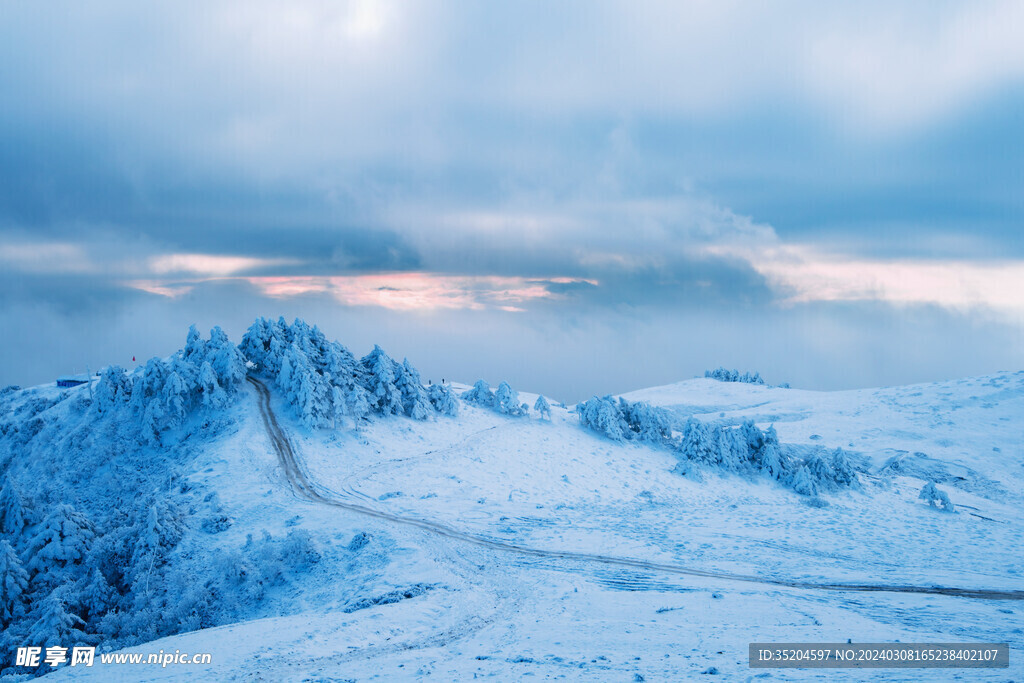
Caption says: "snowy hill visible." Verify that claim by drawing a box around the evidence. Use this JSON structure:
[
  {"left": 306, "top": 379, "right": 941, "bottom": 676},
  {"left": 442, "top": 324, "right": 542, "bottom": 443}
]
[{"left": 1, "top": 321, "right": 1021, "bottom": 681}]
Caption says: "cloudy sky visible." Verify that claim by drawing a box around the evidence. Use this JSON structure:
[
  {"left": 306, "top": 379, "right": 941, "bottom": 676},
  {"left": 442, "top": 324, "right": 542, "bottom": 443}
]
[{"left": 2, "top": 1, "right": 1022, "bottom": 401}]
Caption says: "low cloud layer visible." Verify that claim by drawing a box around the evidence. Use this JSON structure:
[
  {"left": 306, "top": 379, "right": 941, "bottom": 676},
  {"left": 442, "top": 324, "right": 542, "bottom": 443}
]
[{"left": 2, "top": 2, "right": 1022, "bottom": 394}]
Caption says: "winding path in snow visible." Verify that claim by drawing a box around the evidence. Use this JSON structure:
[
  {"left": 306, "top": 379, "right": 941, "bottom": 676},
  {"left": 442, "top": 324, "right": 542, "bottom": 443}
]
[{"left": 248, "top": 376, "right": 1024, "bottom": 602}]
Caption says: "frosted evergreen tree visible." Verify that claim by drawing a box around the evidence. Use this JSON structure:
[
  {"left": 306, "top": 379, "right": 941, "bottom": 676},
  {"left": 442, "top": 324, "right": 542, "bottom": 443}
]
[
  {"left": 756, "top": 426, "right": 786, "bottom": 480},
  {"left": 428, "top": 383, "right": 458, "bottom": 417},
  {"left": 830, "top": 448, "right": 858, "bottom": 487},
  {"left": 715, "top": 426, "right": 749, "bottom": 471},
  {"left": 26, "top": 589, "right": 88, "bottom": 647},
  {"left": 129, "top": 358, "right": 168, "bottom": 416},
  {"left": 93, "top": 365, "right": 132, "bottom": 415},
  {"left": 25, "top": 504, "right": 95, "bottom": 585},
  {"left": 462, "top": 380, "right": 496, "bottom": 408},
  {"left": 919, "top": 481, "right": 955, "bottom": 512},
  {"left": 533, "top": 395, "right": 551, "bottom": 420},
  {"left": 678, "top": 418, "right": 716, "bottom": 464},
  {"left": 577, "top": 396, "right": 628, "bottom": 441},
  {"left": 141, "top": 394, "right": 167, "bottom": 444},
  {"left": 285, "top": 347, "right": 333, "bottom": 429},
  {"left": 359, "top": 346, "right": 404, "bottom": 416},
  {"left": 77, "top": 567, "right": 114, "bottom": 622},
  {"left": 803, "top": 448, "right": 834, "bottom": 489},
  {"left": 239, "top": 317, "right": 275, "bottom": 372},
  {"left": 162, "top": 369, "right": 189, "bottom": 427},
  {"left": 198, "top": 361, "right": 227, "bottom": 409},
  {"left": 396, "top": 359, "right": 432, "bottom": 420},
  {"left": 0, "top": 540, "right": 28, "bottom": 625},
  {"left": 0, "top": 475, "right": 26, "bottom": 537},
  {"left": 495, "top": 381, "right": 526, "bottom": 416},
  {"left": 182, "top": 324, "right": 206, "bottom": 364},
  {"left": 323, "top": 340, "right": 368, "bottom": 419},
  {"left": 790, "top": 465, "right": 818, "bottom": 496},
  {"left": 208, "top": 326, "right": 247, "bottom": 389},
  {"left": 620, "top": 399, "right": 671, "bottom": 443},
  {"left": 740, "top": 420, "right": 764, "bottom": 461}
]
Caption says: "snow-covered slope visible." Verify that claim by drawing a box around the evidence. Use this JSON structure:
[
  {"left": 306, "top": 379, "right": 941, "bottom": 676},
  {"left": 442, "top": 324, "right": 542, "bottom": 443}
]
[{"left": 4, "top": 327, "right": 1022, "bottom": 681}]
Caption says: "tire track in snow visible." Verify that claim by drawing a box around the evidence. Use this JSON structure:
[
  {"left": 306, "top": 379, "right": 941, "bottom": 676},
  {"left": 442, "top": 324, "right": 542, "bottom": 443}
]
[{"left": 248, "top": 377, "right": 1024, "bottom": 602}]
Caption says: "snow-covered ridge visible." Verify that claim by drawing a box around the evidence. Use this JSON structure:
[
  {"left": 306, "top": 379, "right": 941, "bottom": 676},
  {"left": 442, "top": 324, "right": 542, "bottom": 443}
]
[{"left": 2, "top": 320, "right": 1022, "bottom": 679}]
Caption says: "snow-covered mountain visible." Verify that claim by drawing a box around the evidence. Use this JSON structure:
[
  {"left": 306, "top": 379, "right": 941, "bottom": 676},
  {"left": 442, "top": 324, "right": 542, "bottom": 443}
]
[{"left": 1, "top": 319, "right": 1021, "bottom": 681}]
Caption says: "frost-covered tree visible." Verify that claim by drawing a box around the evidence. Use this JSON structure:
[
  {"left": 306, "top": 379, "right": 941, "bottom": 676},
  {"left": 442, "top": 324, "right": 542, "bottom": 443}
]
[
  {"left": 620, "top": 399, "right": 672, "bottom": 443},
  {"left": 93, "top": 365, "right": 132, "bottom": 415},
  {"left": 577, "top": 396, "right": 628, "bottom": 441},
  {"left": 714, "top": 426, "right": 749, "bottom": 471},
  {"left": 238, "top": 317, "right": 276, "bottom": 373},
  {"left": 0, "top": 475, "right": 26, "bottom": 537},
  {"left": 198, "top": 361, "right": 227, "bottom": 409},
  {"left": 162, "top": 369, "right": 189, "bottom": 427},
  {"left": 462, "top": 380, "right": 496, "bottom": 408},
  {"left": 288, "top": 348, "right": 334, "bottom": 429},
  {"left": 705, "top": 368, "right": 766, "bottom": 385},
  {"left": 360, "top": 346, "right": 404, "bottom": 416},
  {"left": 76, "top": 567, "right": 114, "bottom": 622},
  {"left": 756, "top": 426, "right": 786, "bottom": 479},
  {"left": 803, "top": 448, "right": 834, "bottom": 488},
  {"left": 26, "top": 589, "right": 88, "bottom": 646},
  {"left": 677, "top": 418, "right": 715, "bottom": 464},
  {"left": 829, "top": 448, "right": 858, "bottom": 487},
  {"left": 129, "top": 358, "right": 168, "bottom": 416},
  {"left": 396, "top": 359, "right": 432, "bottom": 420},
  {"left": 919, "top": 481, "right": 955, "bottom": 512},
  {"left": 323, "top": 341, "right": 368, "bottom": 419},
  {"left": 0, "top": 540, "right": 28, "bottom": 625},
  {"left": 494, "top": 382, "right": 527, "bottom": 417},
  {"left": 428, "top": 383, "right": 458, "bottom": 417},
  {"left": 25, "top": 505, "right": 95, "bottom": 586},
  {"left": 790, "top": 465, "right": 818, "bottom": 496},
  {"left": 208, "top": 326, "right": 247, "bottom": 389},
  {"left": 533, "top": 395, "right": 551, "bottom": 420}
]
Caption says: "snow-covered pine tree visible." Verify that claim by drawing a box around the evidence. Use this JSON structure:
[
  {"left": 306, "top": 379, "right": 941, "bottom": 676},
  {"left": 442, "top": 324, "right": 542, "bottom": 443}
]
[
  {"left": 25, "top": 504, "right": 95, "bottom": 586},
  {"left": 183, "top": 324, "right": 206, "bottom": 364},
  {"left": 26, "top": 588, "right": 88, "bottom": 647},
  {"left": 790, "top": 465, "right": 818, "bottom": 496},
  {"left": 76, "top": 567, "right": 114, "bottom": 623},
  {"left": 396, "top": 359, "right": 432, "bottom": 420},
  {"left": 238, "top": 317, "right": 275, "bottom": 372},
  {"left": 577, "top": 396, "right": 628, "bottom": 441},
  {"left": 0, "top": 474, "right": 26, "bottom": 537},
  {"left": 756, "top": 425, "right": 786, "bottom": 480},
  {"left": 830, "top": 447, "right": 858, "bottom": 487},
  {"left": 0, "top": 540, "right": 28, "bottom": 625},
  {"left": 285, "top": 347, "right": 333, "bottom": 429},
  {"left": 803, "top": 447, "right": 835, "bottom": 490},
  {"left": 162, "top": 369, "right": 189, "bottom": 428},
  {"left": 533, "top": 395, "right": 551, "bottom": 420},
  {"left": 715, "top": 426, "right": 749, "bottom": 471},
  {"left": 678, "top": 418, "right": 716, "bottom": 464},
  {"left": 461, "top": 380, "right": 496, "bottom": 408},
  {"left": 495, "top": 382, "right": 526, "bottom": 417},
  {"left": 740, "top": 419, "right": 764, "bottom": 461},
  {"left": 93, "top": 365, "right": 132, "bottom": 416},
  {"left": 919, "top": 481, "right": 955, "bottom": 512},
  {"left": 359, "top": 346, "right": 404, "bottom": 416},
  {"left": 428, "top": 383, "right": 459, "bottom": 417},
  {"left": 198, "top": 361, "right": 227, "bottom": 409},
  {"left": 129, "top": 358, "right": 168, "bottom": 416},
  {"left": 208, "top": 326, "right": 247, "bottom": 390},
  {"left": 323, "top": 341, "right": 369, "bottom": 419},
  {"left": 619, "top": 399, "right": 671, "bottom": 443}
]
